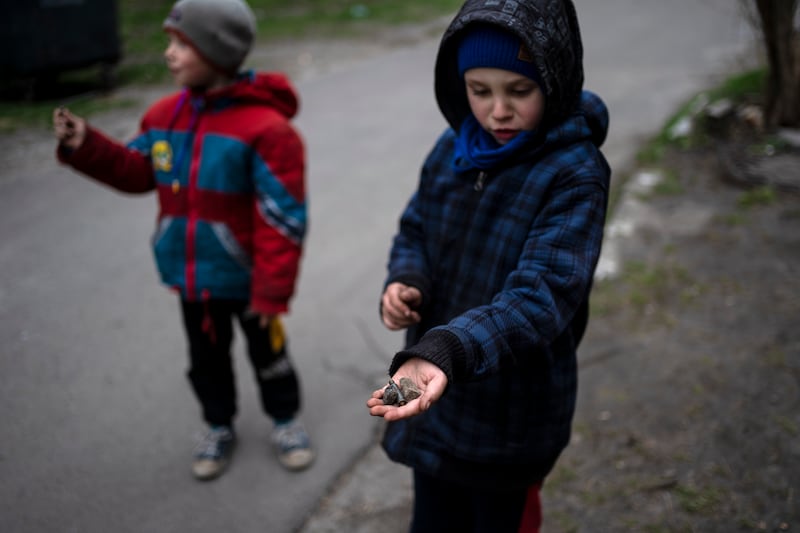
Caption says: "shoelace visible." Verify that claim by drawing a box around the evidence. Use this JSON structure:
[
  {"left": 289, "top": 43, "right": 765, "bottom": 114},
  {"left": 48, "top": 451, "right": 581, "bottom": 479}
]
[
  {"left": 274, "top": 424, "right": 307, "bottom": 451},
  {"left": 195, "top": 429, "right": 231, "bottom": 458}
]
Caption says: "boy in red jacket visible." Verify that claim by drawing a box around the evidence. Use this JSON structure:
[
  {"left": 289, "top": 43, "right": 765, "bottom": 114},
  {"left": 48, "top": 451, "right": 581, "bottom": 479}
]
[{"left": 53, "top": 0, "right": 313, "bottom": 480}]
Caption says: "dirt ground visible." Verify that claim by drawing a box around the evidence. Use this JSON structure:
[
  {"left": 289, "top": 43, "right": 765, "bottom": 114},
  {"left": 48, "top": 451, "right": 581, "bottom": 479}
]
[{"left": 541, "top": 121, "right": 800, "bottom": 531}]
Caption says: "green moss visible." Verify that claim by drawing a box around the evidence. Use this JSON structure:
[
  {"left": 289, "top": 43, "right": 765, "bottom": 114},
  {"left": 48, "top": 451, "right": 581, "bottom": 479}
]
[
  {"left": 772, "top": 414, "right": 799, "bottom": 436},
  {"left": 672, "top": 484, "right": 725, "bottom": 514},
  {"left": 635, "top": 68, "right": 767, "bottom": 168},
  {"left": 737, "top": 186, "right": 777, "bottom": 209},
  {"left": 706, "top": 68, "right": 766, "bottom": 102}
]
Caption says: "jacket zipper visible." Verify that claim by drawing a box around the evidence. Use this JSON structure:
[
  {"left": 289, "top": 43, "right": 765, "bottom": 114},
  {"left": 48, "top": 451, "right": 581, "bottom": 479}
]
[
  {"left": 184, "top": 99, "right": 204, "bottom": 301},
  {"left": 474, "top": 171, "right": 487, "bottom": 191}
]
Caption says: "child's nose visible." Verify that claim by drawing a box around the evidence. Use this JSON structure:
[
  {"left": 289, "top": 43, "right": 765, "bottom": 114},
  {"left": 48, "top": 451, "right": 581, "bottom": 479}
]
[{"left": 491, "top": 98, "right": 512, "bottom": 119}]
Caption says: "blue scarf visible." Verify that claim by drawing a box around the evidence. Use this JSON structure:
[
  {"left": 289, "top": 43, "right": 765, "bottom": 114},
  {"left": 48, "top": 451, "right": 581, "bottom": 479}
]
[{"left": 453, "top": 115, "right": 538, "bottom": 171}]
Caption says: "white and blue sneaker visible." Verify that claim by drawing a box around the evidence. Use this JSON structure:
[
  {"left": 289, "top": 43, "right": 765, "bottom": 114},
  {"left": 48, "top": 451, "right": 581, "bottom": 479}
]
[
  {"left": 272, "top": 419, "right": 314, "bottom": 471},
  {"left": 192, "top": 425, "right": 236, "bottom": 481}
]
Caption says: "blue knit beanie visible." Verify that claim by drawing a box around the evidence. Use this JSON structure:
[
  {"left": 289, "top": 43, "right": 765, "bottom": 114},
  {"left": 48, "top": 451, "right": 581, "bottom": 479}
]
[{"left": 457, "top": 25, "right": 542, "bottom": 87}]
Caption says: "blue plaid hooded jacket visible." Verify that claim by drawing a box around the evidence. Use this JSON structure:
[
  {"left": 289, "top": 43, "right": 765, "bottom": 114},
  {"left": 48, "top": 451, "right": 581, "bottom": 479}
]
[{"left": 381, "top": 0, "right": 611, "bottom": 489}]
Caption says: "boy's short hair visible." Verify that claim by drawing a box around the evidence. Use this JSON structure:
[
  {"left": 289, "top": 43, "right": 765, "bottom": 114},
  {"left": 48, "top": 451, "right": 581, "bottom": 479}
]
[{"left": 163, "top": 0, "right": 256, "bottom": 74}]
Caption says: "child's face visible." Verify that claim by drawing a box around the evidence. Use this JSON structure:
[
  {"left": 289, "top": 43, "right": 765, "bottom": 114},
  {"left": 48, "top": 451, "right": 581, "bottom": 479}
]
[
  {"left": 164, "top": 33, "right": 222, "bottom": 90},
  {"left": 464, "top": 68, "right": 545, "bottom": 145}
]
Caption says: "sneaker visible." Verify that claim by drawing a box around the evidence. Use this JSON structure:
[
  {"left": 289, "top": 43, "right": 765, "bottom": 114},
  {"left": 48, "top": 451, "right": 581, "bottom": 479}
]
[
  {"left": 192, "top": 425, "right": 236, "bottom": 481},
  {"left": 271, "top": 419, "right": 314, "bottom": 471}
]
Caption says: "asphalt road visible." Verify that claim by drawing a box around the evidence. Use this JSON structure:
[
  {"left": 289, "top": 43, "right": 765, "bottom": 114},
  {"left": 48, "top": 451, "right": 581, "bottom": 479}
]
[{"left": 0, "top": 1, "right": 754, "bottom": 531}]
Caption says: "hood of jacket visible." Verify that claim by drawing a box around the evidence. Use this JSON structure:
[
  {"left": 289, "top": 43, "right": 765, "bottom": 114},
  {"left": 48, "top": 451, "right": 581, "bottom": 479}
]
[
  {"left": 188, "top": 70, "right": 300, "bottom": 119},
  {"left": 435, "top": 0, "right": 583, "bottom": 133}
]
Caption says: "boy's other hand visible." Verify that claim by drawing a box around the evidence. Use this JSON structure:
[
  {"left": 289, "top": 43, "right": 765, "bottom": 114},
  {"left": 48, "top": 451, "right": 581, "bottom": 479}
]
[
  {"left": 381, "top": 282, "right": 422, "bottom": 330},
  {"left": 53, "top": 107, "right": 87, "bottom": 150},
  {"left": 366, "top": 357, "right": 447, "bottom": 421}
]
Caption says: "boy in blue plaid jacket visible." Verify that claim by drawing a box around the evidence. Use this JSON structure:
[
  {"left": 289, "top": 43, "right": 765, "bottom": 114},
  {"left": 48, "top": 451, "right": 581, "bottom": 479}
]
[{"left": 367, "top": 0, "right": 610, "bottom": 530}]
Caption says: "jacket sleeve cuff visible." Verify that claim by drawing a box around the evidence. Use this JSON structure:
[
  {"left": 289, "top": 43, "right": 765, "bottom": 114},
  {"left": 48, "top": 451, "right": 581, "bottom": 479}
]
[
  {"left": 389, "top": 328, "right": 466, "bottom": 384},
  {"left": 385, "top": 272, "right": 431, "bottom": 307},
  {"left": 380, "top": 272, "right": 431, "bottom": 320},
  {"left": 249, "top": 296, "right": 288, "bottom": 316},
  {"left": 56, "top": 126, "right": 99, "bottom": 164},
  {"left": 56, "top": 144, "right": 75, "bottom": 160}
]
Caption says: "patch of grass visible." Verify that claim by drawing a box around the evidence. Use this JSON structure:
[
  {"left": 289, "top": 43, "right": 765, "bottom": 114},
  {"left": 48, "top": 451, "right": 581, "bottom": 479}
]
[
  {"left": 652, "top": 170, "right": 684, "bottom": 195},
  {"left": 590, "top": 260, "right": 694, "bottom": 321},
  {"left": 715, "top": 212, "right": 748, "bottom": 226},
  {"left": 115, "top": 0, "right": 463, "bottom": 84},
  {"left": 595, "top": 386, "right": 630, "bottom": 405},
  {"left": 637, "top": 94, "right": 710, "bottom": 165},
  {"left": 764, "top": 347, "right": 787, "bottom": 368},
  {"left": 620, "top": 260, "right": 657, "bottom": 286},
  {"left": 579, "top": 486, "right": 611, "bottom": 506},
  {"left": 737, "top": 517, "right": 763, "bottom": 529},
  {"left": 679, "top": 281, "right": 707, "bottom": 304},
  {"left": 772, "top": 414, "right": 798, "bottom": 436},
  {"left": 672, "top": 484, "right": 725, "bottom": 514},
  {"left": 258, "top": 1, "right": 460, "bottom": 36},
  {"left": 545, "top": 464, "right": 579, "bottom": 488},
  {"left": 747, "top": 135, "right": 791, "bottom": 156},
  {"left": 0, "top": 92, "right": 137, "bottom": 134},
  {"left": 588, "top": 279, "right": 620, "bottom": 317},
  {"left": 737, "top": 185, "right": 777, "bottom": 208},
  {"left": 546, "top": 511, "right": 579, "bottom": 533},
  {"left": 636, "top": 139, "right": 669, "bottom": 167},
  {"left": 634, "top": 169, "right": 684, "bottom": 199},
  {"left": 625, "top": 260, "right": 691, "bottom": 307},
  {"left": 706, "top": 68, "right": 766, "bottom": 102},
  {"left": 636, "top": 68, "right": 767, "bottom": 168},
  {"left": 642, "top": 525, "right": 672, "bottom": 533},
  {"left": 115, "top": 62, "right": 170, "bottom": 87}
]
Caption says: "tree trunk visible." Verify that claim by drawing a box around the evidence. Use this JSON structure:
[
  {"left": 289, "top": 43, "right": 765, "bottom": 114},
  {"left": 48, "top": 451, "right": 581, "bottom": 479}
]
[{"left": 755, "top": 0, "right": 800, "bottom": 127}]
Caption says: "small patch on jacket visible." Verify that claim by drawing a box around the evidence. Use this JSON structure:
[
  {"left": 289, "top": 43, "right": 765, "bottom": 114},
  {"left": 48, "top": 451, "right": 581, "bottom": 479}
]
[
  {"left": 152, "top": 140, "right": 174, "bottom": 172},
  {"left": 518, "top": 44, "right": 533, "bottom": 63}
]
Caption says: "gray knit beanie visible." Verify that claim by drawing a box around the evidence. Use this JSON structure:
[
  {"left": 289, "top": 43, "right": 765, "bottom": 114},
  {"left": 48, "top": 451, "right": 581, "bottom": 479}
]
[{"left": 163, "top": 0, "right": 256, "bottom": 74}]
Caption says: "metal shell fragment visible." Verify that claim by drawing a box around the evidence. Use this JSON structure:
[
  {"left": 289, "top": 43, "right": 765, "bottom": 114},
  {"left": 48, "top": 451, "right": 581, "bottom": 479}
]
[{"left": 382, "top": 377, "right": 422, "bottom": 406}]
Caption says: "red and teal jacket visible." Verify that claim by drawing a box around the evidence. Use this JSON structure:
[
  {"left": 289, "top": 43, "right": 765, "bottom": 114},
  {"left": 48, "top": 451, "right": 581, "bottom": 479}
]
[{"left": 57, "top": 71, "right": 307, "bottom": 315}]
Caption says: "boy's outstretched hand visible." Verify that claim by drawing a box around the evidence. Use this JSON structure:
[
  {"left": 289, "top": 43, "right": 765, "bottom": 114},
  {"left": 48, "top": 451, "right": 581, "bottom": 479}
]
[
  {"left": 381, "top": 282, "right": 422, "bottom": 330},
  {"left": 53, "top": 107, "right": 87, "bottom": 150},
  {"left": 367, "top": 357, "right": 447, "bottom": 421}
]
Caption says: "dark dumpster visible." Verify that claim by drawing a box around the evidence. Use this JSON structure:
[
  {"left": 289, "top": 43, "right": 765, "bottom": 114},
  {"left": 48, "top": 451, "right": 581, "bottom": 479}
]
[{"left": 0, "top": 0, "right": 122, "bottom": 84}]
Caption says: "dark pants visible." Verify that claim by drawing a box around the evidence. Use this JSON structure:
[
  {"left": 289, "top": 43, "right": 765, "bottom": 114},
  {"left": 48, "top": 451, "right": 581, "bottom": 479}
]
[
  {"left": 180, "top": 299, "right": 301, "bottom": 427},
  {"left": 410, "top": 470, "right": 542, "bottom": 533}
]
